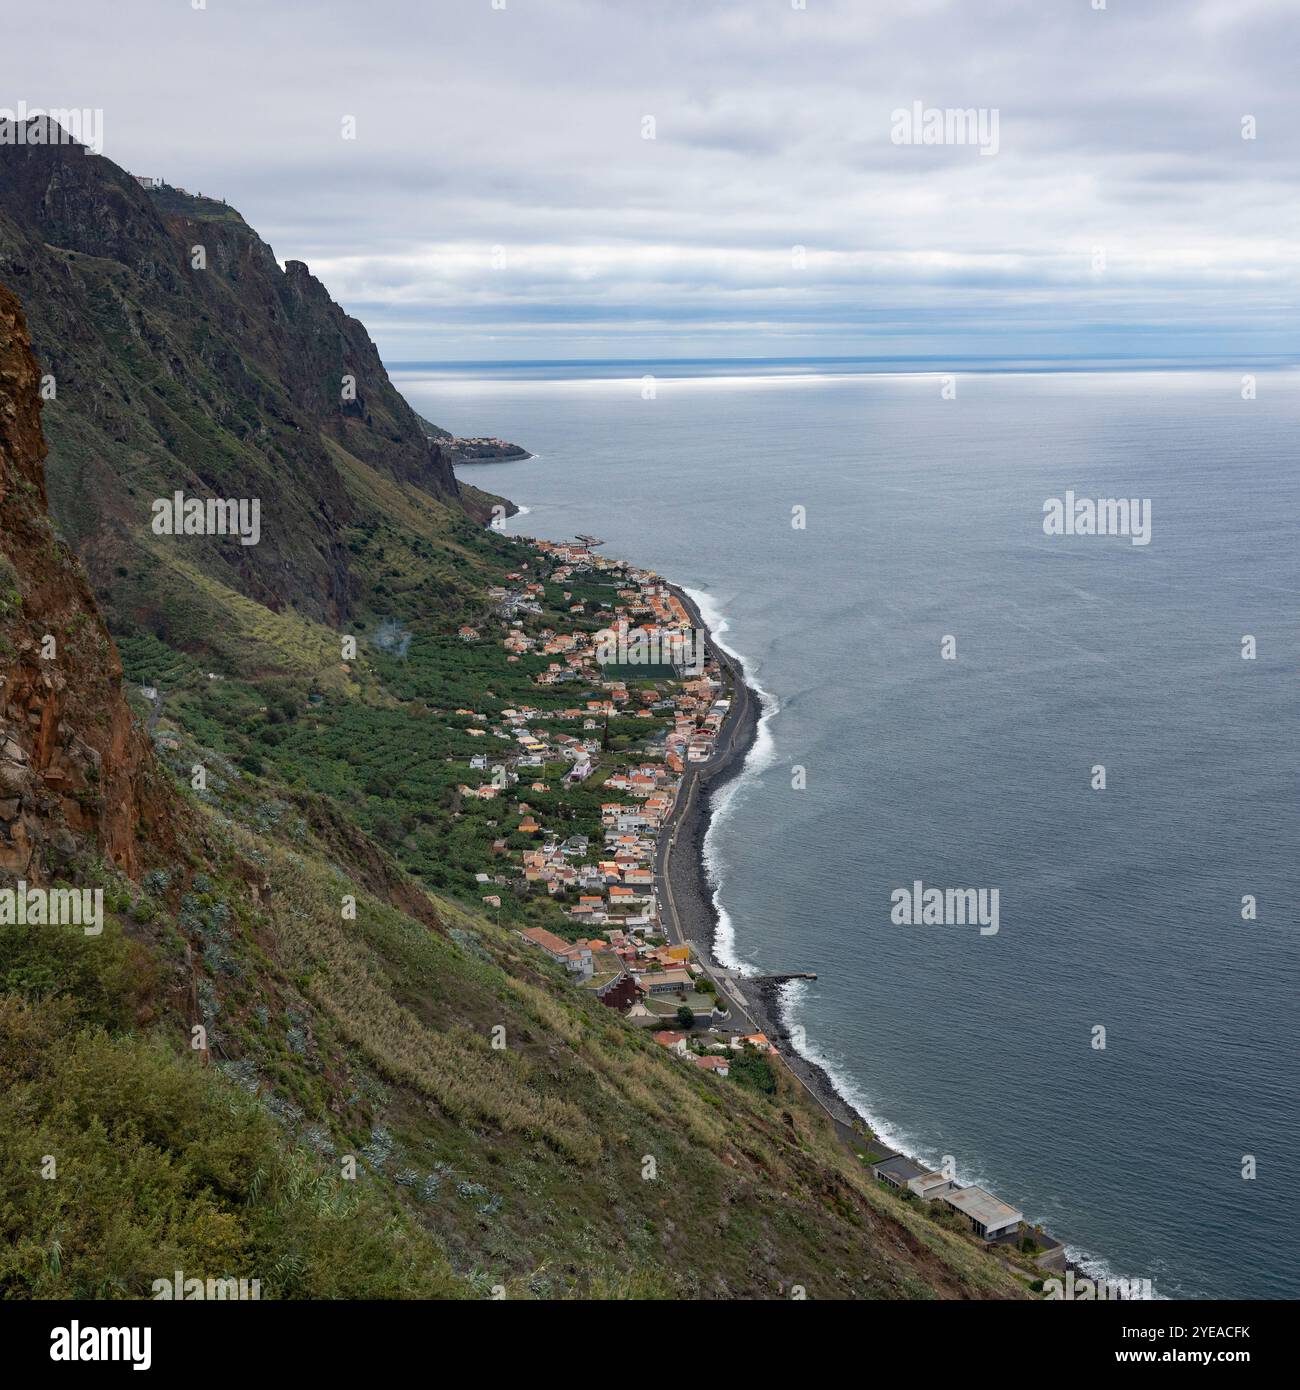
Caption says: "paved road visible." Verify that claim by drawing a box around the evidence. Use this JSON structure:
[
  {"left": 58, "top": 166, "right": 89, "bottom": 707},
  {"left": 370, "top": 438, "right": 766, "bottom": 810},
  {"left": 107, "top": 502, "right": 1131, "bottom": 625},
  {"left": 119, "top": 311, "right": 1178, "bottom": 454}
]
[
  {"left": 654, "top": 635, "right": 752, "bottom": 950},
  {"left": 646, "top": 612, "right": 873, "bottom": 1139},
  {"left": 652, "top": 619, "right": 760, "bottom": 1026}
]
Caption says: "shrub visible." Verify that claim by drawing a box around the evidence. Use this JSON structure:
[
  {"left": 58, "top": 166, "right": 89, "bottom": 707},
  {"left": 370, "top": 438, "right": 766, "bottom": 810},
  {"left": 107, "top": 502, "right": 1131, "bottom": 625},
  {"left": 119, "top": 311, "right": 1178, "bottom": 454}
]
[{"left": 728, "top": 1049, "right": 777, "bottom": 1096}]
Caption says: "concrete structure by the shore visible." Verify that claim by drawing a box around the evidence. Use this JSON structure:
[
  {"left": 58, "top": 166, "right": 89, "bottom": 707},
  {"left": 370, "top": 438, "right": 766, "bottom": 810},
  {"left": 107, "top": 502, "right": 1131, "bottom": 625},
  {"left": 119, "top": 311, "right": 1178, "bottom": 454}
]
[{"left": 942, "top": 1185, "right": 1023, "bottom": 1240}]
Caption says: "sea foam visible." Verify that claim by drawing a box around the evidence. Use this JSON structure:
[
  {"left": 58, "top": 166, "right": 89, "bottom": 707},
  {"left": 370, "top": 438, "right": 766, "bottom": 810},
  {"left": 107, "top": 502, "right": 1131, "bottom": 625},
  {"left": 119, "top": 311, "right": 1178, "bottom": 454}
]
[{"left": 685, "top": 586, "right": 779, "bottom": 976}]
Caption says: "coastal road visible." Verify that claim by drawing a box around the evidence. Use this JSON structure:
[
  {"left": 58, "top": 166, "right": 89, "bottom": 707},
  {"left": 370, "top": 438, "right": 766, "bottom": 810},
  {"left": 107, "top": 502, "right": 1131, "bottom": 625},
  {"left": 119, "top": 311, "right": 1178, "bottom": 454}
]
[
  {"left": 651, "top": 598, "right": 871, "bottom": 1139},
  {"left": 654, "top": 607, "right": 755, "bottom": 961},
  {"left": 651, "top": 597, "right": 785, "bottom": 1039}
]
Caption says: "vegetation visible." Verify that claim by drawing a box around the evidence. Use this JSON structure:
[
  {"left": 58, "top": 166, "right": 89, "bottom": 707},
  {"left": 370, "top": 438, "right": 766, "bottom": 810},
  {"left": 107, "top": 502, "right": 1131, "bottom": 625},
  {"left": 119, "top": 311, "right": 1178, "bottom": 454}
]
[
  {"left": 0, "top": 996, "right": 462, "bottom": 1300},
  {"left": 728, "top": 1048, "right": 778, "bottom": 1096},
  {"left": 0, "top": 700, "right": 1030, "bottom": 1299}
]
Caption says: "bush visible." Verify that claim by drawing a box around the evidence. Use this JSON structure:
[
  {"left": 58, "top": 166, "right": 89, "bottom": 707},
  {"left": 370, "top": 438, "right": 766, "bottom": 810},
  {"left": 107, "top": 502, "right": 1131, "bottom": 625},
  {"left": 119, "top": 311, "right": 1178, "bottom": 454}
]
[
  {"left": 728, "top": 1049, "right": 776, "bottom": 1096},
  {"left": 0, "top": 917, "right": 156, "bottom": 1032}
]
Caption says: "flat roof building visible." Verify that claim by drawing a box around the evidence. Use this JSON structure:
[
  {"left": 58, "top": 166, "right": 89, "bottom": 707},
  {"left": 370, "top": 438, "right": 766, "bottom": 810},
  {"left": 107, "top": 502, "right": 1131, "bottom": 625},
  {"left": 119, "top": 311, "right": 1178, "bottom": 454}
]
[
  {"left": 870, "top": 1154, "right": 930, "bottom": 1189},
  {"left": 907, "top": 1171, "right": 958, "bottom": 1201},
  {"left": 941, "top": 1186, "right": 1023, "bottom": 1239}
]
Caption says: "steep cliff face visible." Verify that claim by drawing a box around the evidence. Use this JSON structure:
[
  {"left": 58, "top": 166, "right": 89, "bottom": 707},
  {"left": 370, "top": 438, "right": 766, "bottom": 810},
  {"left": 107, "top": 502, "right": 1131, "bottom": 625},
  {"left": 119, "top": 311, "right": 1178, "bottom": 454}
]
[
  {"left": 0, "top": 119, "right": 462, "bottom": 636},
  {"left": 277, "top": 256, "right": 457, "bottom": 491},
  {"left": 0, "top": 281, "right": 167, "bottom": 880}
]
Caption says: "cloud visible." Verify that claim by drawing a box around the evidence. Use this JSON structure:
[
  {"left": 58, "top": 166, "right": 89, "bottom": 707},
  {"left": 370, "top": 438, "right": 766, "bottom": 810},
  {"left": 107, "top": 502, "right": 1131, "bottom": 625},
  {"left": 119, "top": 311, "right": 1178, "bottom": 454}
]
[{"left": 5, "top": 0, "right": 1297, "bottom": 359}]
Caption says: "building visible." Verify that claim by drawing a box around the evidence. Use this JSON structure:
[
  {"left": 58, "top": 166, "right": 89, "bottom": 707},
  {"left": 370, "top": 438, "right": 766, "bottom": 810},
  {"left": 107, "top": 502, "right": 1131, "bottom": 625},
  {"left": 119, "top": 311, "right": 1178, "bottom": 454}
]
[
  {"left": 585, "top": 971, "right": 639, "bottom": 1010},
  {"left": 636, "top": 967, "right": 693, "bottom": 995},
  {"left": 907, "top": 1171, "right": 958, "bottom": 1201},
  {"left": 516, "top": 926, "right": 593, "bottom": 980},
  {"left": 692, "top": 1056, "right": 734, "bottom": 1078},
  {"left": 693, "top": 1055, "right": 729, "bottom": 1077},
  {"left": 941, "top": 1186, "right": 1023, "bottom": 1240},
  {"left": 870, "top": 1154, "right": 930, "bottom": 1190},
  {"left": 652, "top": 1030, "right": 689, "bottom": 1056}
]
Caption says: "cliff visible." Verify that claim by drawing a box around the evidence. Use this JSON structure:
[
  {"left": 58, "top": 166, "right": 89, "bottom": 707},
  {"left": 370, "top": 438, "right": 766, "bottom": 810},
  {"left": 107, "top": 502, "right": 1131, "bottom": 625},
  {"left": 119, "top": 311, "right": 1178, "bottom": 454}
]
[
  {"left": 0, "top": 119, "right": 471, "bottom": 636},
  {"left": 0, "top": 281, "right": 168, "bottom": 880}
]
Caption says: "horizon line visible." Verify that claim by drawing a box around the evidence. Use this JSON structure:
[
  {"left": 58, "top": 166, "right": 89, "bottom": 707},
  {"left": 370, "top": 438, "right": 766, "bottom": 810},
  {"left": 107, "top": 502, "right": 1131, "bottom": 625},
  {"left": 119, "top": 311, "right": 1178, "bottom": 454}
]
[{"left": 388, "top": 351, "right": 1300, "bottom": 372}]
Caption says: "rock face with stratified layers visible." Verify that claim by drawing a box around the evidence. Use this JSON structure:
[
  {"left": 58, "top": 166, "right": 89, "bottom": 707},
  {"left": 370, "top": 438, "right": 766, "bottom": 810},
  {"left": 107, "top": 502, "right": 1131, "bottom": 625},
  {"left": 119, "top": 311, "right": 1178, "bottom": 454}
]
[{"left": 0, "top": 278, "right": 170, "bottom": 881}]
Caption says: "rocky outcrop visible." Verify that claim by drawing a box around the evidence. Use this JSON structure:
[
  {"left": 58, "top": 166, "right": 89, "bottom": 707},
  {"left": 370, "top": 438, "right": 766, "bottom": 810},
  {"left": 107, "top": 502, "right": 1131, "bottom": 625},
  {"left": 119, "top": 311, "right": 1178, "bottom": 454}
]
[
  {"left": 439, "top": 437, "right": 531, "bottom": 465},
  {"left": 419, "top": 414, "right": 529, "bottom": 466},
  {"left": 0, "top": 279, "right": 169, "bottom": 880}
]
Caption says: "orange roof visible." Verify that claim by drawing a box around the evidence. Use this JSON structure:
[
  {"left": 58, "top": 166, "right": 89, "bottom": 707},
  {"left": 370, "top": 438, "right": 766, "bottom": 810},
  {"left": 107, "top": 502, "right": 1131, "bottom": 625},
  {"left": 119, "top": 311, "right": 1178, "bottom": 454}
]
[{"left": 519, "top": 925, "right": 579, "bottom": 956}]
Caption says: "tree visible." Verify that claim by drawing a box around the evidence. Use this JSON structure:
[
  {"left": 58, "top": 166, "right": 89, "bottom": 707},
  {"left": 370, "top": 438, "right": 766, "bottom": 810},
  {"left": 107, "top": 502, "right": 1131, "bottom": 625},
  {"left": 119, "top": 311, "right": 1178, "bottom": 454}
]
[{"left": 675, "top": 1005, "right": 695, "bottom": 1029}]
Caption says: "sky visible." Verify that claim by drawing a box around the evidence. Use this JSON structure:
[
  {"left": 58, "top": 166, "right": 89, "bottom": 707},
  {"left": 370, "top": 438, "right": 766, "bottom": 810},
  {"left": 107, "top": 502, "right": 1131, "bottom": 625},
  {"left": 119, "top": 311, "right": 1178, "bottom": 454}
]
[{"left": 7, "top": 0, "right": 1300, "bottom": 362}]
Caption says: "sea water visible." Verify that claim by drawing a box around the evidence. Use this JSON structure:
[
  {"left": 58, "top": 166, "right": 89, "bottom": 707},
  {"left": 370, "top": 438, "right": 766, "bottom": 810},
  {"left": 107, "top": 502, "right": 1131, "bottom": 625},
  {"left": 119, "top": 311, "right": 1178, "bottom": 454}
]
[{"left": 398, "top": 360, "right": 1300, "bottom": 1299}]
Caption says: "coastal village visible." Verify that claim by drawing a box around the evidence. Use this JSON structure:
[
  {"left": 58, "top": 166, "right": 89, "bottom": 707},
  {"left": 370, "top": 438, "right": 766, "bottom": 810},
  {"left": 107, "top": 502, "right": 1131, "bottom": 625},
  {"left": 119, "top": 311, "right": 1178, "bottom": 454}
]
[
  {"left": 447, "top": 531, "right": 1069, "bottom": 1283},
  {"left": 456, "top": 536, "right": 776, "bottom": 1068}
]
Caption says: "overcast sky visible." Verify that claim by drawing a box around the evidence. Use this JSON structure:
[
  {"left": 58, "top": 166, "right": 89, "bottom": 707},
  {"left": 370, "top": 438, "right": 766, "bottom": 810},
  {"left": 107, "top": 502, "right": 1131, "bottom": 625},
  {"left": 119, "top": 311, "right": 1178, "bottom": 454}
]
[{"left": 9, "top": 0, "right": 1300, "bottom": 361}]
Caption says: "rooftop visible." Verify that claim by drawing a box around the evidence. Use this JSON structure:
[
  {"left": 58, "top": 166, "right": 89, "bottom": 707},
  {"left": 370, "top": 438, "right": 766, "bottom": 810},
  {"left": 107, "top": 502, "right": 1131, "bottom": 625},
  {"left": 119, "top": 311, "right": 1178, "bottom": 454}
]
[
  {"left": 872, "top": 1154, "right": 930, "bottom": 1184},
  {"left": 943, "top": 1186, "right": 1023, "bottom": 1228},
  {"left": 518, "top": 925, "right": 584, "bottom": 957}
]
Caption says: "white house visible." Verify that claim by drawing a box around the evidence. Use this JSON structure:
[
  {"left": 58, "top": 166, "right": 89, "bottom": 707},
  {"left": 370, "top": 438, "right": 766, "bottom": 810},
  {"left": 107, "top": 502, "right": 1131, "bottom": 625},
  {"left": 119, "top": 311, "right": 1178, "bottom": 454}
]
[{"left": 907, "top": 1171, "right": 958, "bottom": 1202}]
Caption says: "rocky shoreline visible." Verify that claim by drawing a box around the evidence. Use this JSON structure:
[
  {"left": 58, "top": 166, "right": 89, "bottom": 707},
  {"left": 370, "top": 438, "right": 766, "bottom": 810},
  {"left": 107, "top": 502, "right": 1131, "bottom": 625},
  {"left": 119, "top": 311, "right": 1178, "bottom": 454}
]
[{"left": 665, "top": 585, "right": 872, "bottom": 1139}]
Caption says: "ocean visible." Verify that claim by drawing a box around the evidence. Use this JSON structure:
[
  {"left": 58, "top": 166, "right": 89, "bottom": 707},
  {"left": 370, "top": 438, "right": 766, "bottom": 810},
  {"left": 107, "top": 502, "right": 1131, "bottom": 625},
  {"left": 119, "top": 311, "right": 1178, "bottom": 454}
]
[{"left": 395, "top": 359, "right": 1300, "bottom": 1300}]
